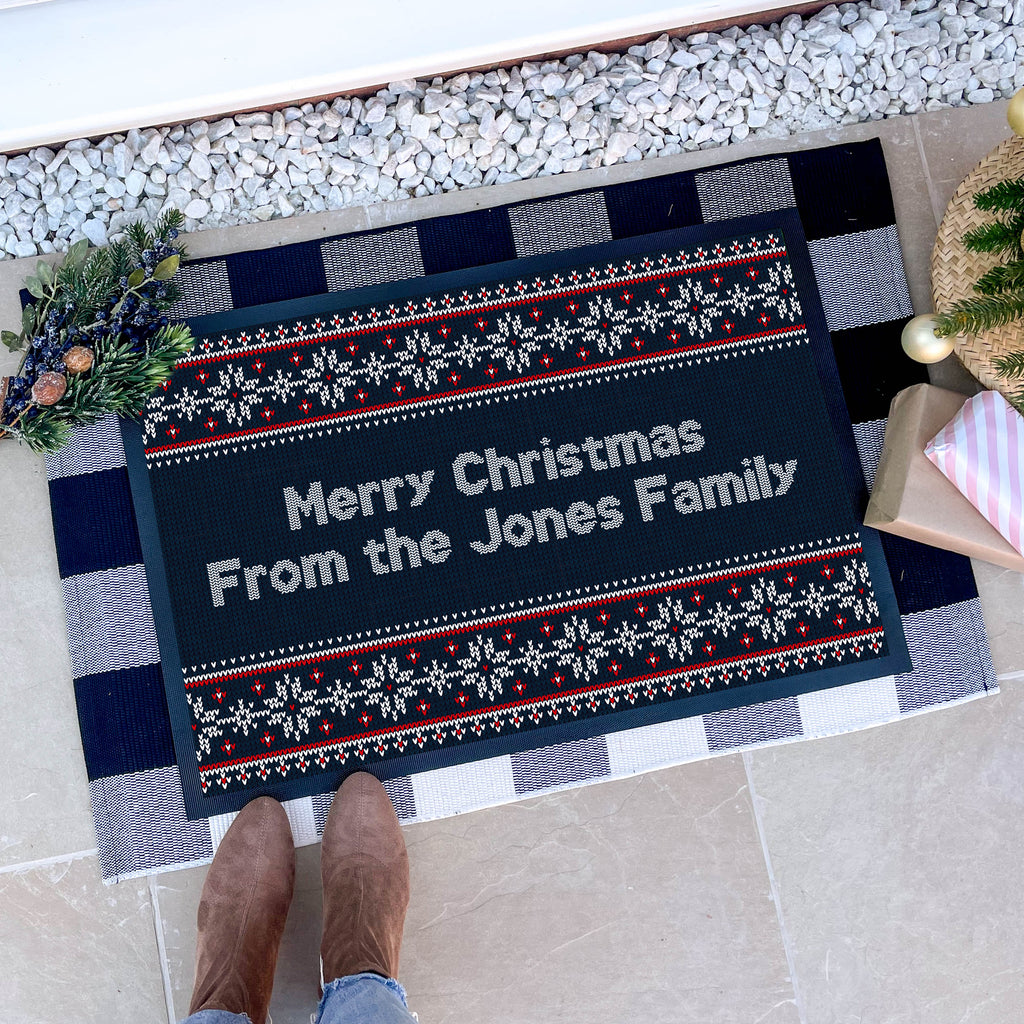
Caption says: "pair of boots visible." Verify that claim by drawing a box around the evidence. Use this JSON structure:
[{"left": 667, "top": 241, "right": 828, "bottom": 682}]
[{"left": 189, "top": 772, "right": 409, "bottom": 1024}]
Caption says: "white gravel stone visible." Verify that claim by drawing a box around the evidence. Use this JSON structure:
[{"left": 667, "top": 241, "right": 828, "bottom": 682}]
[
  {"left": 184, "top": 197, "right": 210, "bottom": 219},
  {"left": 189, "top": 150, "right": 212, "bottom": 180},
  {"left": 81, "top": 219, "right": 107, "bottom": 247},
  {"left": 0, "top": 0, "right": 1015, "bottom": 260},
  {"left": 124, "top": 169, "right": 147, "bottom": 197},
  {"left": 851, "top": 20, "right": 878, "bottom": 48}
]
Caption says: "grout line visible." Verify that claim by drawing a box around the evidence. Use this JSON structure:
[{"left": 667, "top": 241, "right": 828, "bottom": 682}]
[
  {"left": 0, "top": 846, "right": 98, "bottom": 876},
  {"left": 911, "top": 116, "right": 945, "bottom": 240},
  {"left": 997, "top": 670, "right": 1024, "bottom": 682},
  {"left": 148, "top": 874, "right": 179, "bottom": 1024},
  {"left": 743, "top": 751, "right": 809, "bottom": 1024}
]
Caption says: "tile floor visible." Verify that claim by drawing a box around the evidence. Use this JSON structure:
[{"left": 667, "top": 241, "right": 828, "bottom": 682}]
[{"left": 2, "top": 100, "right": 1023, "bottom": 1024}]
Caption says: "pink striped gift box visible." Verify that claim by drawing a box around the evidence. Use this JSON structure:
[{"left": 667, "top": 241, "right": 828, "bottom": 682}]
[{"left": 924, "top": 390, "right": 1024, "bottom": 556}]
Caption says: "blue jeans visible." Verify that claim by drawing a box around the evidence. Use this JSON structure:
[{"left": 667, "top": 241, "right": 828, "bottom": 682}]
[{"left": 180, "top": 973, "right": 416, "bottom": 1024}]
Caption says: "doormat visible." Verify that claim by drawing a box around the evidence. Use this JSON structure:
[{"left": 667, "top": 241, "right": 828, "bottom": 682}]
[
  {"left": 45, "top": 139, "right": 996, "bottom": 879},
  {"left": 124, "top": 209, "right": 910, "bottom": 816}
]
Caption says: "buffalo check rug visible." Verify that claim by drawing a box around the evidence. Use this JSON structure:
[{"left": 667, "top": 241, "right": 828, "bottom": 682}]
[{"left": 45, "top": 138, "right": 997, "bottom": 882}]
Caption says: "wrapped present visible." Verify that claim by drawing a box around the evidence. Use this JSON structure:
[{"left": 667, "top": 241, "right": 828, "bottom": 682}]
[
  {"left": 925, "top": 389, "right": 1024, "bottom": 558},
  {"left": 865, "top": 384, "right": 1024, "bottom": 571}
]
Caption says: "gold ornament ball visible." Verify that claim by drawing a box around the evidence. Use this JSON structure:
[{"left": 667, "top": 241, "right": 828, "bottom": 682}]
[
  {"left": 1009, "top": 88, "right": 1024, "bottom": 137},
  {"left": 901, "top": 314, "right": 955, "bottom": 364}
]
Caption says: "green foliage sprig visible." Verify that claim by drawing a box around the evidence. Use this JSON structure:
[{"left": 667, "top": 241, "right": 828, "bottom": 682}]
[
  {"left": 0, "top": 211, "right": 195, "bottom": 453},
  {"left": 993, "top": 349, "right": 1024, "bottom": 411}
]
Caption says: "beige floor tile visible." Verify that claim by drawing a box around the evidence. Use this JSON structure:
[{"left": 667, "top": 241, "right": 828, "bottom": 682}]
[
  {"left": 179, "top": 203, "right": 372, "bottom": 260},
  {"left": 397, "top": 765, "right": 800, "bottom": 1024},
  {"left": 158, "top": 762, "right": 800, "bottom": 1024},
  {"left": 0, "top": 441, "right": 96, "bottom": 867},
  {"left": 746, "top": 681, "right": 1024, "bottom": 1024},
  {"left": 0, "top": 855, "right": 168, "bottom": 1024},
  {"left": 915, "top": 100, "right": 1014, "bottom": 227},
  {"left": 973, "top": 559, "right": 1024, "bottom": 679}
]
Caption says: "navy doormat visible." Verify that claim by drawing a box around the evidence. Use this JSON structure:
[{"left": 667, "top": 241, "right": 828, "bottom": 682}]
[
  {"left": 45, "top": 139, "right": 996, "bottom": 880},
  {"left": 124, "top": 210, "right": 910, "bottom": 818}
]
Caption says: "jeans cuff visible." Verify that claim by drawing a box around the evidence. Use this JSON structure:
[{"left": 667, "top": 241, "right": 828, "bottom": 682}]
[
  {"left": 179, "top": 1010, "right": 253, "bottom": 1024},
  {"left": 316, "top": 972, "right": 410, "bottom": 1017}
]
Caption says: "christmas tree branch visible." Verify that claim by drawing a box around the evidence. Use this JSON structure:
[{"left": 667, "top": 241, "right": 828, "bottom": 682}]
[
  {"left": 934, "top": 292, "right": 1024, "bottom": 337},
  {"left": 973, "top": 176, "right": 1024, "bottom": 213},
  {"left": 994, "top": 349, "right": 1024, "bottom": 379},
  {"left": 962, "top": 217, "right": 1024, "bottom": 258},
  {"left": 973, "top": 262, "right": 1024, "bottom": 295}
]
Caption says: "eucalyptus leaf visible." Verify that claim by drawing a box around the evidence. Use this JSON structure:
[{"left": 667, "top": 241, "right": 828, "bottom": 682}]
[
  {"left": 21, "top": 305, "right": 35, "bottom": 335},
  {"left": 36, "top": 261, "right": 54, "bottom": 288},
  {"left": 1, "top": 330, "right": 22, "bottom": 351},
  {"left": 24, "top": 276, "right": 45, "bottom": 299},
  {"left": 66, "top": 239, "right": 89, "bottom": 269},
  {"left": 152, "top": 254, "right": 180, "bottom": 281},
  {"left": 127, "top": 268, "right": 146, "bottom": 289}
]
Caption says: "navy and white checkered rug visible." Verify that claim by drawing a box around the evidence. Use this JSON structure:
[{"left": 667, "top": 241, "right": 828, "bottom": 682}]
[{"left": 46, "top": 138, "right": 996, "bottom": 882}]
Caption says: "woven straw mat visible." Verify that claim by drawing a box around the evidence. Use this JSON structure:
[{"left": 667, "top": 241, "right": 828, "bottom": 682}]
[{"left": 932, "top": 133, "right": 1024, "bottom": 394}]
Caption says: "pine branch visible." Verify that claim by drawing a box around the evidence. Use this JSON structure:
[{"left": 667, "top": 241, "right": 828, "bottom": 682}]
[
  {"left": 973, "top": 262, "right": 1024, "bottom": 295},
  {"left": 999, "top": 378, "right": 1024, "bottom": 415},
  {"left": 934, "top": 291, "right": 1024, "bottom": 336},
  {"left": 962, "top": 217, "right": 1024, "bottom": 258},
  {"left": 973, "top": 177, "right": 1024, "bottom": 213},
  {"left": 994, "top": 349, "right": 1024, "bottom": 379},
  {"left": 1, "top": 412, "right": 74, "bottom": 453}
]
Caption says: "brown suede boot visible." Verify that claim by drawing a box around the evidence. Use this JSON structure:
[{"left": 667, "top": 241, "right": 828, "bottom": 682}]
[
  {"left": 189, "top": 796, "right": 295, "bottom": 1024},
  {"left": 320, "top": 772, "right": 410, "bottom": 986}
]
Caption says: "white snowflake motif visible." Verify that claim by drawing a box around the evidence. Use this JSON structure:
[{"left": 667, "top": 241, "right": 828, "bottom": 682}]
[
  {"left": 632, "top": 298, "right": 674, "bottom": 337},
  {"left": 578, "top": 295, "right": 632, "bottom": 355},
  {"left": 706, "top": 600, "right": 738, "bottom": 640},
  {"left": 323, "top": 674, "right": 361, "bottom": 719},
  {"left": 458, "top": 635, "right": 509, "bottom": 702},
  {"left": 417, "top": 659, "right": 450, "bottom": 698},
  {"left": 551, "top": 616, "right": 608, "bottom": 681},
  {"left": 303, "top": 348, "right": 354, "bottom": 406},
  {"left": 612, "top": 619, "right": 647, "bottom": 658},
  {"left": 517, "top": 638, "right": 549, "bottom": 678},
  {"left": 488, "top": 311, "right": 540, "bottom": 373},
  {"left": 362, "top": 656, "right": 416, "bottom": 721},
  {"left": 830, "top": 560, "right": 877, "bottom": 622},
  {"left": 281, "top": 671, "right": 328, "bottom": 738},
  {"left": 801, "top": 581, "right": 831, "bottom": 619},
  {"left": 740, "top": 579, "right": 795, "bottom": 643},
  {"left": 405, "top": 328, "right": 448, "bottom": 391},
  {"left": 668, "top": 278, "right": 722, "bottom": 339},
  {"left": 541, "top": 312, "right": 580, "bottom": 352},
  {"left": 722, "top": 280, "right": 760, "bottom": 318},
  {"left": 360, "top": 349, "right": 394, "bottom": 388},
  {"left": 263, "top": 365, "right": 301, "bottom": 407}
]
